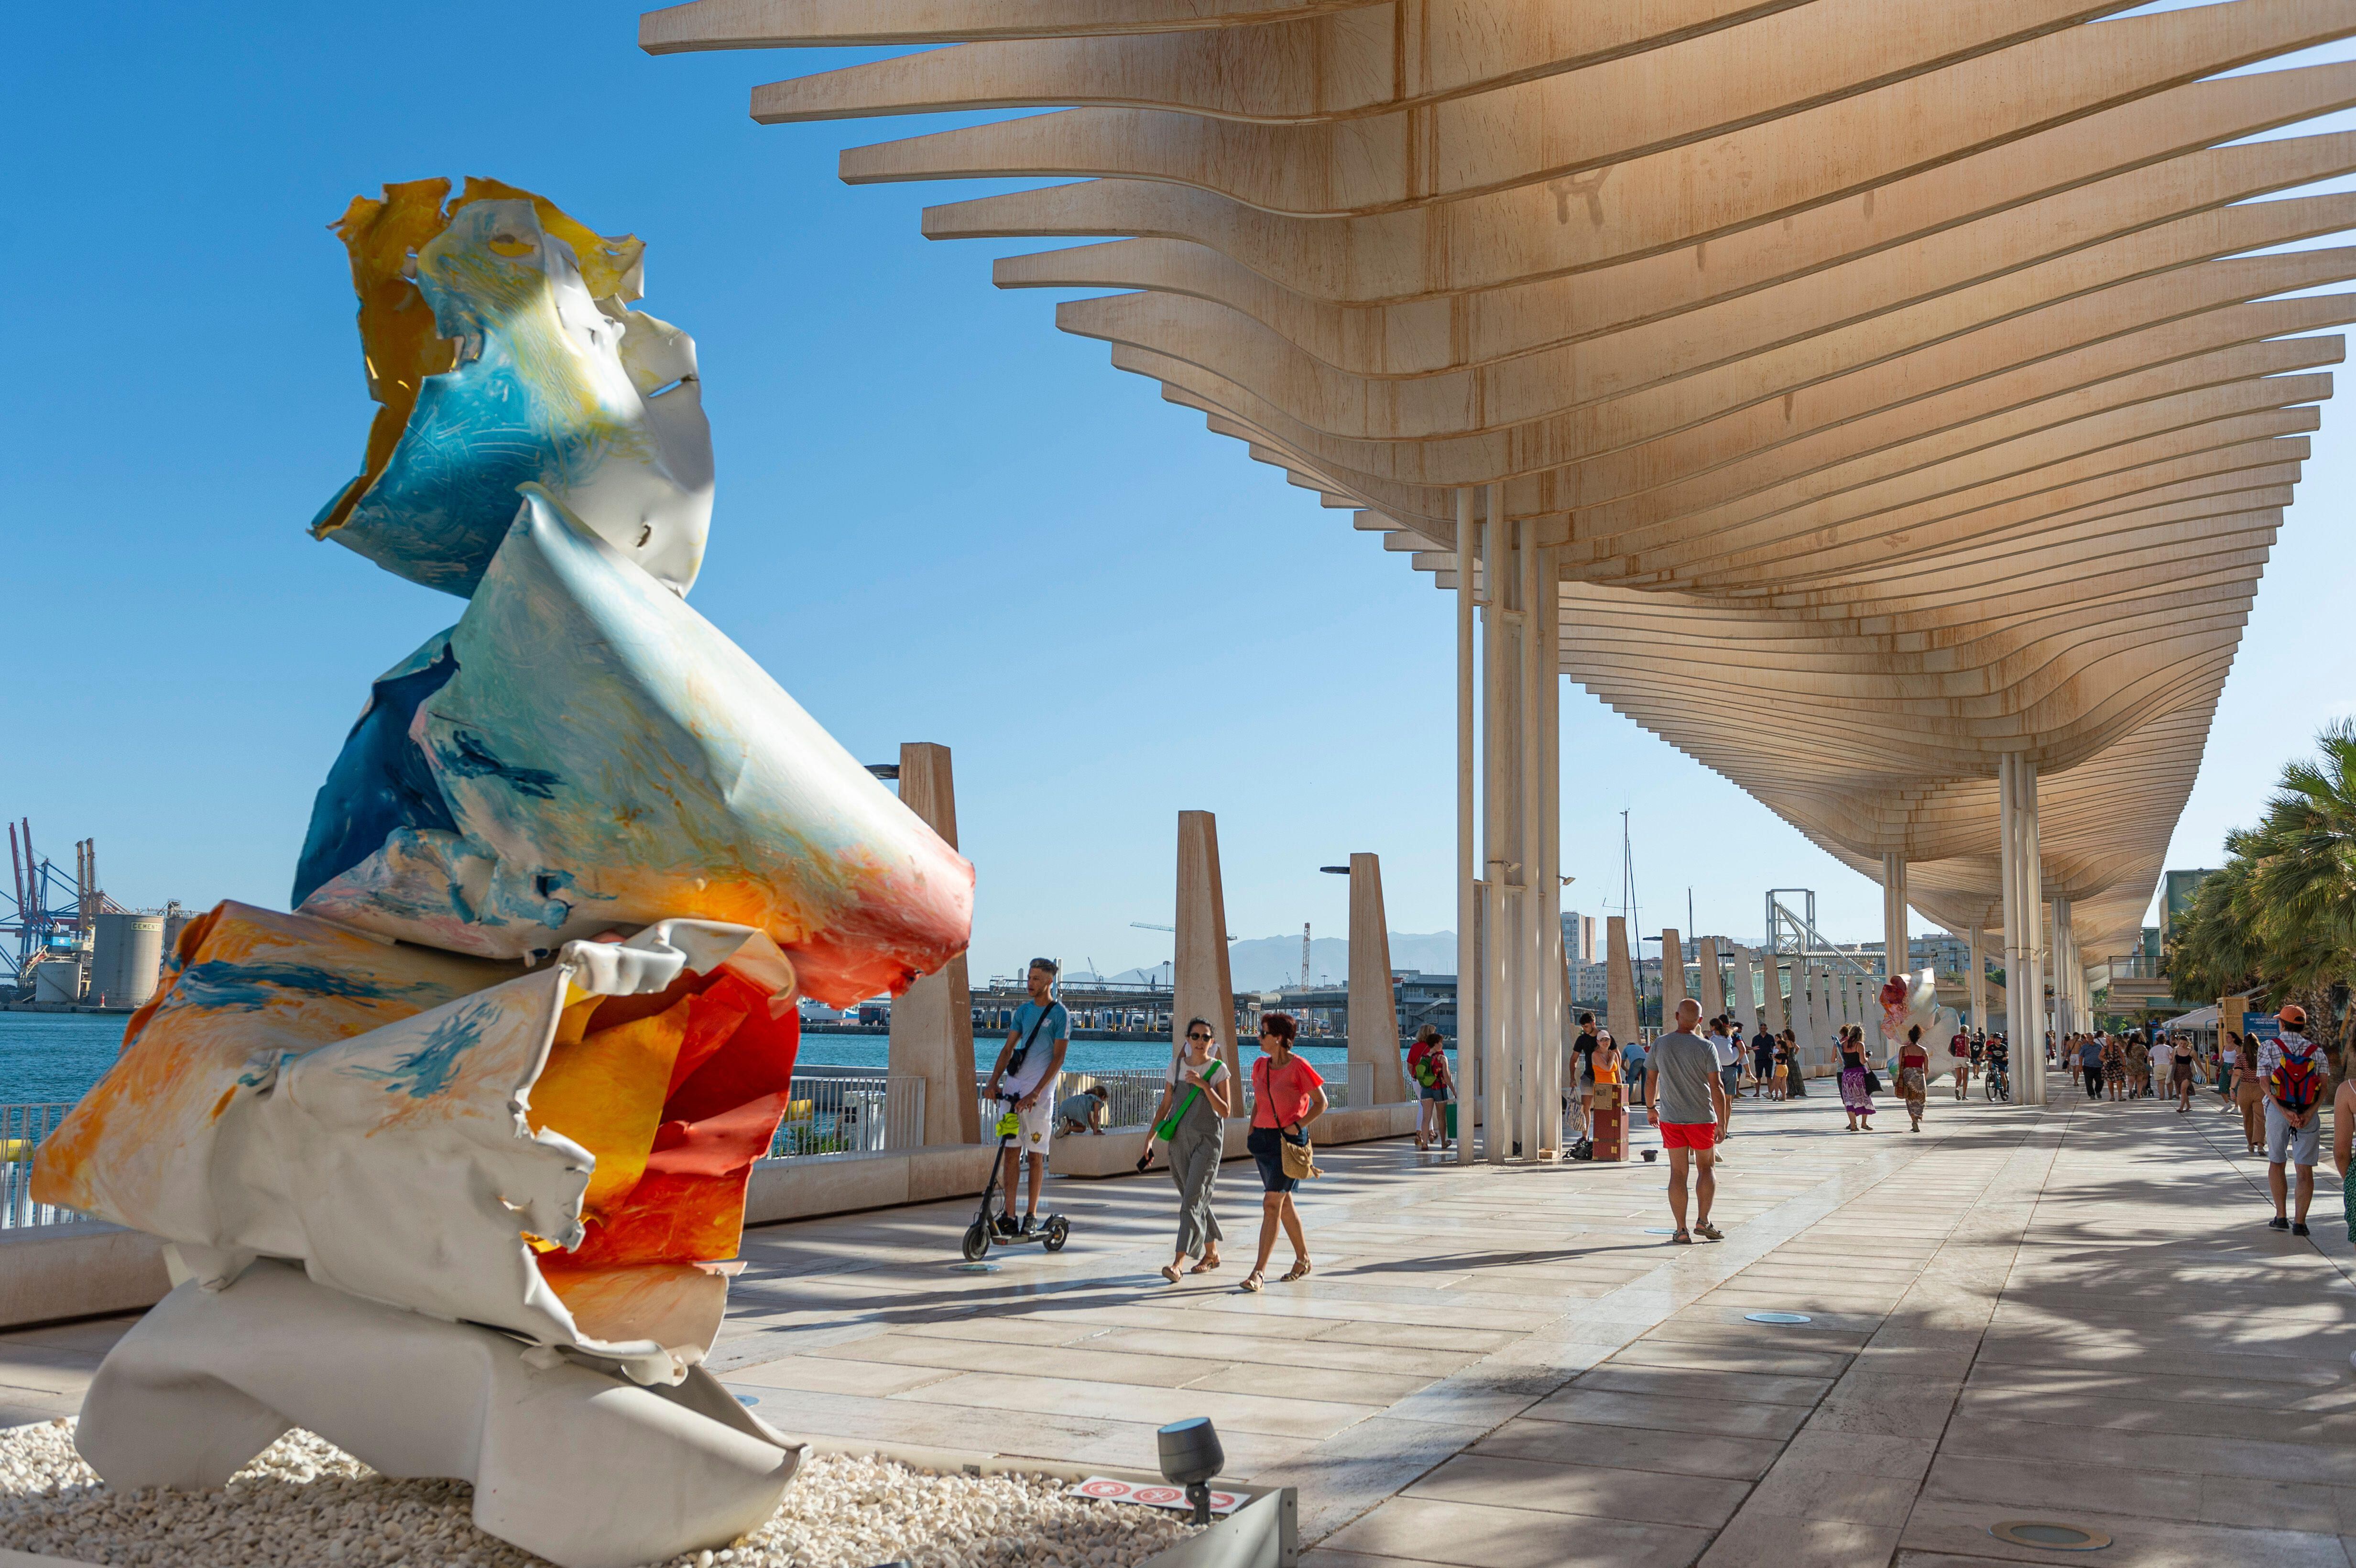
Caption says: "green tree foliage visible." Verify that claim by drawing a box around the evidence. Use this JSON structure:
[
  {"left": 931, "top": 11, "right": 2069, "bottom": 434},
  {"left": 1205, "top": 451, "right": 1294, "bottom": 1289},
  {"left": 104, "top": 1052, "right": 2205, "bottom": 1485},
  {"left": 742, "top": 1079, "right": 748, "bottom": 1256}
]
[{"left": 2166, "top": 721, "right": 2356, "bottom": 1047}]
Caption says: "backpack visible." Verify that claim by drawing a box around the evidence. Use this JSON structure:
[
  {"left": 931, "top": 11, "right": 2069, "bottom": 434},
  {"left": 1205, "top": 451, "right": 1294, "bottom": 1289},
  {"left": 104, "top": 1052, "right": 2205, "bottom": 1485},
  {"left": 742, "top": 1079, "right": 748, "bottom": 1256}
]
[{"left": 2269, "top": 1039, "right": 2324, "bottom": 1113}]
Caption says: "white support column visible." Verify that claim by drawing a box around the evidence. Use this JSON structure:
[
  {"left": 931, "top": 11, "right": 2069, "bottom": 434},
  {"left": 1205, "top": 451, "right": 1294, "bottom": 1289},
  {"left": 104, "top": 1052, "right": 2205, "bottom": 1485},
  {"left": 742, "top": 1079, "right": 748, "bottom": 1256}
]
[
  {"left": 1481, "top": 486, "right": 1514, "bottom": 1163},
  {"left": 2023, "top": 762, "right": 2047, "bottom": 1105},
  {"left": 2052, "top": 898, "right": 2076, "bottom": 1036},
  {"left": 1881, "top": 852, "right": 1909, "bottom": 995},
  {"left": 1519, "top": 517, "right": 1548, "bottom": 1162},
  {"left": 1536, "top": 562, "right": 1564, "bottom": 1157},
  {"left": 1455, "top": 488, "right": 1480, "bottom": 1166},
  {"left": 1999, "top": 753, "right": 2047, "bottom": 1105},
  {"left": 1967, "top": 928, "right": 1986, "bottom": 1033},
  {"left": 1761, "top": 953, "right": 1787, "bottom": 1039}
]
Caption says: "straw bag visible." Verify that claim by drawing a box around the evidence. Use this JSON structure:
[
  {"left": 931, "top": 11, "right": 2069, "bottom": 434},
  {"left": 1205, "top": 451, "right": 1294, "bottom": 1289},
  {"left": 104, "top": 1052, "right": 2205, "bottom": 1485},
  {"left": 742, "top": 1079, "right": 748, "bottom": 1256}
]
[{"left": 1257, "top": 1056, "right": 1323, "bottom": 1180}]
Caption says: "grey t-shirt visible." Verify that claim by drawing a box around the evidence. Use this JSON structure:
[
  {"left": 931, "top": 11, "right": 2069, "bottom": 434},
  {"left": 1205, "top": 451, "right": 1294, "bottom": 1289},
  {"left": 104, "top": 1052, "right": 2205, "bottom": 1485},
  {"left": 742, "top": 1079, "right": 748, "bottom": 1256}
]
[{"left": 1650, "top": 1030, "right": 1721, "bottom": 1126}]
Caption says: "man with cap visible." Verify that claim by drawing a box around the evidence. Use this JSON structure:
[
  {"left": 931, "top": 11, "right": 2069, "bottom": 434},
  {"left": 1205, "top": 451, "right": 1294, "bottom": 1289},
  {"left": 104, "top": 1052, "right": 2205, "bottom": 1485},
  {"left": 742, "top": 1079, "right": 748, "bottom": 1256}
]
[
  {"left": 2260, "top": 1003, "right": 2329, "bottom": 1236},
  {"left": 984, "top": 958, "right": 1070, "bottom": 1235}
]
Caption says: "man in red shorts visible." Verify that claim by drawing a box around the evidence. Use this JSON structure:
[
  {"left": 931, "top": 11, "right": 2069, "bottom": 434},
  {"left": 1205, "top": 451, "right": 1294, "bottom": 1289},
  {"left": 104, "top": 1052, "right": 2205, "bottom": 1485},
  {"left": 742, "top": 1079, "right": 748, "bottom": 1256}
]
[{"left": 1646, "top": 998, "right": 1732, "bottom": 1243}]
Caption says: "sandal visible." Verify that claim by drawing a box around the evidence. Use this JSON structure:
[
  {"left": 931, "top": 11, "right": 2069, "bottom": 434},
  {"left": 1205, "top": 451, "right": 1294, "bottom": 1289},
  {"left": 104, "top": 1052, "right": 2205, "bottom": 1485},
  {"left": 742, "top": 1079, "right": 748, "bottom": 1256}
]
[
  {"left": 1280, "top": 1258, "right": 1313, "bottom": 1283},
  {"left": 1189, "top": 1254, "right": 1222, "bottom": 1274},
  {"left": 1160, "top": 1264, "right": 1182, "bottom": 1285},
  {"left": 1239, "top": 1271, "right": 1265, "bottom": 1293},
  {"left": 1695, "top": 1221, "right": 1723, "bottom": 1241},
  {"left": 1670, "top": 1229, "right": 1693, "bottom": 1244}
]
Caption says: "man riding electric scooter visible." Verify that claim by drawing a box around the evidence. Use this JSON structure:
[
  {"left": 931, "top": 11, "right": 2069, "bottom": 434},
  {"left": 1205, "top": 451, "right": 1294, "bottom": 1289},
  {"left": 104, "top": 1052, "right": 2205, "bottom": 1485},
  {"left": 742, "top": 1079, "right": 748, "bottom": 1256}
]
[{"left": 982, "top": 958, "right": 1070, "bottom": 1237}]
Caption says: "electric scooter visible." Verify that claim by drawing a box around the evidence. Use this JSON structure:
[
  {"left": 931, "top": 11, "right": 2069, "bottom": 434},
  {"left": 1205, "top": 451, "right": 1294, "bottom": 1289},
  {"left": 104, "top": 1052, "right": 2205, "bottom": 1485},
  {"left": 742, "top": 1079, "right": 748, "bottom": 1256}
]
[{"left": 959, "top": 1097, "right": 1070, "bottom": 1261}]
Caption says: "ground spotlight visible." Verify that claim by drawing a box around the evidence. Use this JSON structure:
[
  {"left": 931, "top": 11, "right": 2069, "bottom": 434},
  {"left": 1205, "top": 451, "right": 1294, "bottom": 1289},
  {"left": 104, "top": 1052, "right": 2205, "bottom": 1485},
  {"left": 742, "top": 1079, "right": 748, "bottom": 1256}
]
[{"left": 1156, "top": 1416, "right": 1224, "bottom": 1526}]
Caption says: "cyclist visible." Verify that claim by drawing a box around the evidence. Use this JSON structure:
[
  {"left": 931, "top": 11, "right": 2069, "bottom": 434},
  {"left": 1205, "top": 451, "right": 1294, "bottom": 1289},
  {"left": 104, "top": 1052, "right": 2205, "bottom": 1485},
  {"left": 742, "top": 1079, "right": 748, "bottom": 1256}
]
[{"left": 1984, "top": 1033, "right": 2011, "bottom": 1101}]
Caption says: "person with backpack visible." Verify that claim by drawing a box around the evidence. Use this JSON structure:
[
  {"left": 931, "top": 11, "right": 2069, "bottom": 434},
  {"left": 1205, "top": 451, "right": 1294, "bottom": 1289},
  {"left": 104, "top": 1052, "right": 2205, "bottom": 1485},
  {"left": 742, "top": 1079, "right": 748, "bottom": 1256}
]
[
  {"left": 1407, "top": 1025, "right": 1452, "bottom": 1152},
  {"left": 1948, "top": 1026, "right": 1971, "bottom": 1100},
  {"left": 982, "top": 958, "right": 1070, "bottom": 1236},
  {"left": 2261, "top": 1004, "right": 2328, "bottom": 1235}
]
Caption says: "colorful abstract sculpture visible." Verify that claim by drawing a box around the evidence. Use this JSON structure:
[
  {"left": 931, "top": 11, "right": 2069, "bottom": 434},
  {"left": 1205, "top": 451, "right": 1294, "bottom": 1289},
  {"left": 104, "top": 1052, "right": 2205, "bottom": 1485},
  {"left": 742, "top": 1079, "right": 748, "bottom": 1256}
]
[
  {"left": 1878, "top": 969, "right": 1949, "bottom": 1070},
  {"left": 33, "top": 179, "right": 973, "bottom": 1568}
]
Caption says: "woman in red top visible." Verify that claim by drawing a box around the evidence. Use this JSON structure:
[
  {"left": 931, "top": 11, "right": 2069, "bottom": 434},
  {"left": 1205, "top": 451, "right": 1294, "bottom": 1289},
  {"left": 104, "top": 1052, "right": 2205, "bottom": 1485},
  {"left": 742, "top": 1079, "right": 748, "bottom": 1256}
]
[{"left": 1243, "top": 1012, "right": 1327, "bottom": 1294}]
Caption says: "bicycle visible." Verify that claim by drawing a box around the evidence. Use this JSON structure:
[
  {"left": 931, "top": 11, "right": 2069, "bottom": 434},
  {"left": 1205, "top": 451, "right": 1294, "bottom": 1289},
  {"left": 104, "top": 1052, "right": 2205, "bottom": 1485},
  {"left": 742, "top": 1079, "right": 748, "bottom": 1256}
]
[{"left": 1983, "top": 1062, "right": 2011, "bottom": 1102}]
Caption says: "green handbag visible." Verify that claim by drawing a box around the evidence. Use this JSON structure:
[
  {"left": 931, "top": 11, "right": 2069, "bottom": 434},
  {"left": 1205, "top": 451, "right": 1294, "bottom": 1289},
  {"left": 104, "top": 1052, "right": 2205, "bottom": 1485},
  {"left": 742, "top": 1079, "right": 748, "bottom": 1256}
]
[{"left": 1154, "top": 1057, "right": 1225, "bottom": 1140}]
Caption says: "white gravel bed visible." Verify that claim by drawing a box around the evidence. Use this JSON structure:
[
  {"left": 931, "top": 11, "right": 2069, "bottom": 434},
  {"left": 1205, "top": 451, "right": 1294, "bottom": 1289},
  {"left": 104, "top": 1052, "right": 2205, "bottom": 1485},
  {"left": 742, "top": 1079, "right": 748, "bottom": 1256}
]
[{"left": 0, "top": 1419, "right": 1200, "bottom": 1568}]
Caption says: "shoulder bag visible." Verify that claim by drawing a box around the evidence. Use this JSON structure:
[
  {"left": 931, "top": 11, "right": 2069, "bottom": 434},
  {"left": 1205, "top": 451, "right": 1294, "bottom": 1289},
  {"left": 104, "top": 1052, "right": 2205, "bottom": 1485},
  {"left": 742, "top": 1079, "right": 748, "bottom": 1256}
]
[{"left": 1257, "top": 1056, "right": 1322, "bottom": 1179}]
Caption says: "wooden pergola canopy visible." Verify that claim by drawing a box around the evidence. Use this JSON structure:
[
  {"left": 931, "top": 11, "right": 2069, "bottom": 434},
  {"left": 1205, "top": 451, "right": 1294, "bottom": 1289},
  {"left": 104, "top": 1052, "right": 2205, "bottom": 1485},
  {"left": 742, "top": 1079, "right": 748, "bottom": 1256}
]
[{"left": 642, "top": 0, "right": 2356, "bottom": 958}]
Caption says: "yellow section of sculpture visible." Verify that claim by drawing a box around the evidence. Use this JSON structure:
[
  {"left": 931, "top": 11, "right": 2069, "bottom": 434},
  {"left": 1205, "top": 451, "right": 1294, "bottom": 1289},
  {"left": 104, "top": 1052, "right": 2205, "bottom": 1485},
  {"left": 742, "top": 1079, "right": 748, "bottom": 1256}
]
[
  {"left": 525, "top": 995, "right": 692, "bottom": 1218},
  {"left": 313, "top": 177, "right": 644, "bottom": 541}
]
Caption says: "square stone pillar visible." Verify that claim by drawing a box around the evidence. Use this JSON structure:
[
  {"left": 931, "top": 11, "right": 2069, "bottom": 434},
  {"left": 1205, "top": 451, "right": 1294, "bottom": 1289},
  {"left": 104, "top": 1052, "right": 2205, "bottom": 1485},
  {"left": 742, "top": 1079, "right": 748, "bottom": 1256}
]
[
  {"left": 885, "top": 742, "right": 978, "bottom": 1146},
  {"left": 1607, "top": 916, "right": 1639, "bottom": 1048},
  {"left": 1348, "top": 852, "right": 1407, "bottom": 1104},
  {"left": 1727, "top": 945, "right": 1762, "bottom": 1037},
  {"left": 1175, "top": 811, "right": 1239, "bottom": 1091},
  {"left": 1697, "top": 936, "right": 1726, "bottom": 1024},
  {"left": 1660, "top": 929, "right": 1689, "bottom": 1019}
]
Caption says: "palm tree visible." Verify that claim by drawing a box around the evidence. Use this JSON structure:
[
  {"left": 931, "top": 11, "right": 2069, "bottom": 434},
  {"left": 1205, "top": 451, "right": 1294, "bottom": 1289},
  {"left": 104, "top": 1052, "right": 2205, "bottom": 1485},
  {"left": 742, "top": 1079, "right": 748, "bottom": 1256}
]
[{"left": 2168, "top": 720, "right": 2356, "bottom": 1062}]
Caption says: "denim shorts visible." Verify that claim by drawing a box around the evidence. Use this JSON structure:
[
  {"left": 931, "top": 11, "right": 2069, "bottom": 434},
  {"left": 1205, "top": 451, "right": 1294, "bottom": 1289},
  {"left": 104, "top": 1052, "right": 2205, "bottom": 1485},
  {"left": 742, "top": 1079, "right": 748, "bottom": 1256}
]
[{"left": 1248, "top": 1124, "right": 1306, "bottom": 1193}]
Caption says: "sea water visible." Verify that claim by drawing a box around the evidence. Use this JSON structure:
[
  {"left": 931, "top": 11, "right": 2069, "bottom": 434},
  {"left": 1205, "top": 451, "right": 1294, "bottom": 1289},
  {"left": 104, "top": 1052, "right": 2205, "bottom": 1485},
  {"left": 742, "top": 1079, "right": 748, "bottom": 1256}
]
[{"left": 0, "top": 1013, "right": 1378, "bottom": 1108}]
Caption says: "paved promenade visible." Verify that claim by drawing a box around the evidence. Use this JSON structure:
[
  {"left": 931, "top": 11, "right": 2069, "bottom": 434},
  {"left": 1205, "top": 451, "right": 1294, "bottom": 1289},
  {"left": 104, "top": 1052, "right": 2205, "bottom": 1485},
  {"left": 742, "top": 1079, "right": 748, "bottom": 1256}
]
[{"left": 8, "top": 1078, "right": 2356, "bottom": 1566}]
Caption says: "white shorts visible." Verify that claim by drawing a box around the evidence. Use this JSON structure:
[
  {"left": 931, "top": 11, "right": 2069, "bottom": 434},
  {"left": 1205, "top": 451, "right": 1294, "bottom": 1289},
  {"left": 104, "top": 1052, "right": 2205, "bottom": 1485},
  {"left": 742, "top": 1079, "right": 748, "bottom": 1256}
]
[{"left": 1002, "top": 1076, "right": 1059, "bottom": 1155}]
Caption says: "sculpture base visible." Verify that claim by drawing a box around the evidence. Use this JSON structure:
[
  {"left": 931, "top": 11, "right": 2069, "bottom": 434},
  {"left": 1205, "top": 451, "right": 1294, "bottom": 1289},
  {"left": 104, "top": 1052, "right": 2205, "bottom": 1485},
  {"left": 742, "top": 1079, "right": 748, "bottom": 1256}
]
[{"left": 76, "top": 1258, "right": 800, "bottom": 1568}]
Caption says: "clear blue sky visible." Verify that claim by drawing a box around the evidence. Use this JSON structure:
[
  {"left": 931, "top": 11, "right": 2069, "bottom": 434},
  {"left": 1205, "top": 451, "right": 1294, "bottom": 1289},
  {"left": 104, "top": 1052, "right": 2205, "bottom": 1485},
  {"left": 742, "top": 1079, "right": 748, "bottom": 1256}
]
[{"left": 7, "top": 3, "right": 2353, "bottom": 983}]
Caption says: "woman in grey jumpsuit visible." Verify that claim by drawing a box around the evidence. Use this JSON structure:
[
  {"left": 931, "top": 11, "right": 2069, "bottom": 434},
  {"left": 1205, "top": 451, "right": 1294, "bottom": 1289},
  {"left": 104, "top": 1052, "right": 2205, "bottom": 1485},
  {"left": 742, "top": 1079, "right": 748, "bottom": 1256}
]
[{"left": 1151, "top": 1018, "right": 1232, "bottom": 1283}]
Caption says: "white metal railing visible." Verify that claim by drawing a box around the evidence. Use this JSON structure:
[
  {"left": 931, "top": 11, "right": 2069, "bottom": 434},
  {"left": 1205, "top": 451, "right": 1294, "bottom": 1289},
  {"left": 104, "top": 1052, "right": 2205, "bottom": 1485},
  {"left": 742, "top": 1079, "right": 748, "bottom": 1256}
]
[
  {"left": 1, "top": 1104, "right": 82, "bottom": 1230},
  {"left": 765, "top": 1075, "right": 926, "bottom": 1159},
  {"left": 975, "top": 1062, "right": 1357, "bottom": 1137}
]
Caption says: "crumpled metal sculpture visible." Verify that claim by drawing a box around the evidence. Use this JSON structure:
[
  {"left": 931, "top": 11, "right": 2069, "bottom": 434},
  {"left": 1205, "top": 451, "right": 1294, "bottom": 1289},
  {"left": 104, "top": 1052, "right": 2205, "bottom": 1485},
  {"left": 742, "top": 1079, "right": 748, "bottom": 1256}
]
[{"left": 34, "top": 180, "right": 974, "bottom": 1568}]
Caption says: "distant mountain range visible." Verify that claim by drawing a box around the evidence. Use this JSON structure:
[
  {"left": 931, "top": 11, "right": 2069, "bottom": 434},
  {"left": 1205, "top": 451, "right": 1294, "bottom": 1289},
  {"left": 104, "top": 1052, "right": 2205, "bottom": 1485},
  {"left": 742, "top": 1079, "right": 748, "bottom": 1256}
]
[{"left": 1094, "top": 931, "right": 1459, "bottom": 991}]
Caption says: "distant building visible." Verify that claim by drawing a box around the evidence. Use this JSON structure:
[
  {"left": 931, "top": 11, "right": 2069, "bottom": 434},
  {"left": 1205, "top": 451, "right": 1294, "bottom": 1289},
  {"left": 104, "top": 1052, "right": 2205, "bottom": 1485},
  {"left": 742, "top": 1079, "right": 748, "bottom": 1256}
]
[
  {"left": 2159, "top": 869, "right": 2216, "bottom": 947},
  {"left": 1560, "top": 910, "right": 1598, "bottom": 963}
]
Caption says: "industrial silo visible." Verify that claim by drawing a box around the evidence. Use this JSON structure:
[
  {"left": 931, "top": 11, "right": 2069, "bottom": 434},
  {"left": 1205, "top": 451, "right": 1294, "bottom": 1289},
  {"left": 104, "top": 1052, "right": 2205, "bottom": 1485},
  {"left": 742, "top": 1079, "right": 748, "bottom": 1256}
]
[
  {"left": 91, "top": 913, "right": 166, "bottom": 1008},
  {"left": 32, "top": 959, "right": 85, "bottom": 1005}
]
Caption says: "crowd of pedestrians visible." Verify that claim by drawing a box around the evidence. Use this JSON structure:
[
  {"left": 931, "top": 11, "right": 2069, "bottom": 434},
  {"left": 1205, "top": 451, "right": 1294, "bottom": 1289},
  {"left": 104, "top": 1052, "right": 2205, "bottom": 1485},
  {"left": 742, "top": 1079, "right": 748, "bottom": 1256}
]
[{"left": 1003, "top": 954, "right": 2351, "bottom": 1310}]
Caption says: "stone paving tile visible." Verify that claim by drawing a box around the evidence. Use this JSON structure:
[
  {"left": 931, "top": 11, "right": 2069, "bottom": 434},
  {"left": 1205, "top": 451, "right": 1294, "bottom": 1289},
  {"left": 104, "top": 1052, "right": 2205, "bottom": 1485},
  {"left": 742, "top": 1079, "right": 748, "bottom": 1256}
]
[
  {"left": 887, "top": 1370, "right": 1374, "bottom": 1440},
  {"left": 804, "top": 1332, "right": 1229, "bottom": 1387},
  {"left": 1518, "top": 1386, "right": 1815, "bottom": 1442},
  {"left": 1898, "top": 1497, "right": 2350, "bottom": 1567},
  {"left": 1318, "top": 1495, "right": 1714, "bottom": 1568},
  {"left": 727, "top": 1355, "right": 957, "bottom": 1397},
  {"left": 1571, "top": 1363, "right": 1838, "bottom": 1406},
  {"left": 1699, "top": 1512, "right": 1902, "bottom": 1566},
  {"left": 1470, "top": 1416, "right": 1785, "bottom": 1481},
  {"left": 1404, "top": 1451, "right": 1750, "bottom": 1527}
]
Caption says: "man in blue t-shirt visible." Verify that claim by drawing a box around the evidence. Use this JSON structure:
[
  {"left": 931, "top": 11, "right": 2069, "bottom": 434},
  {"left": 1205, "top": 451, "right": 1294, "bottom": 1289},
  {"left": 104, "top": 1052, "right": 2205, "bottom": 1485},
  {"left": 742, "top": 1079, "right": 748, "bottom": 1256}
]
[{"left": 985, "top": 958, "right": 1070, "bottom": 1235}]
